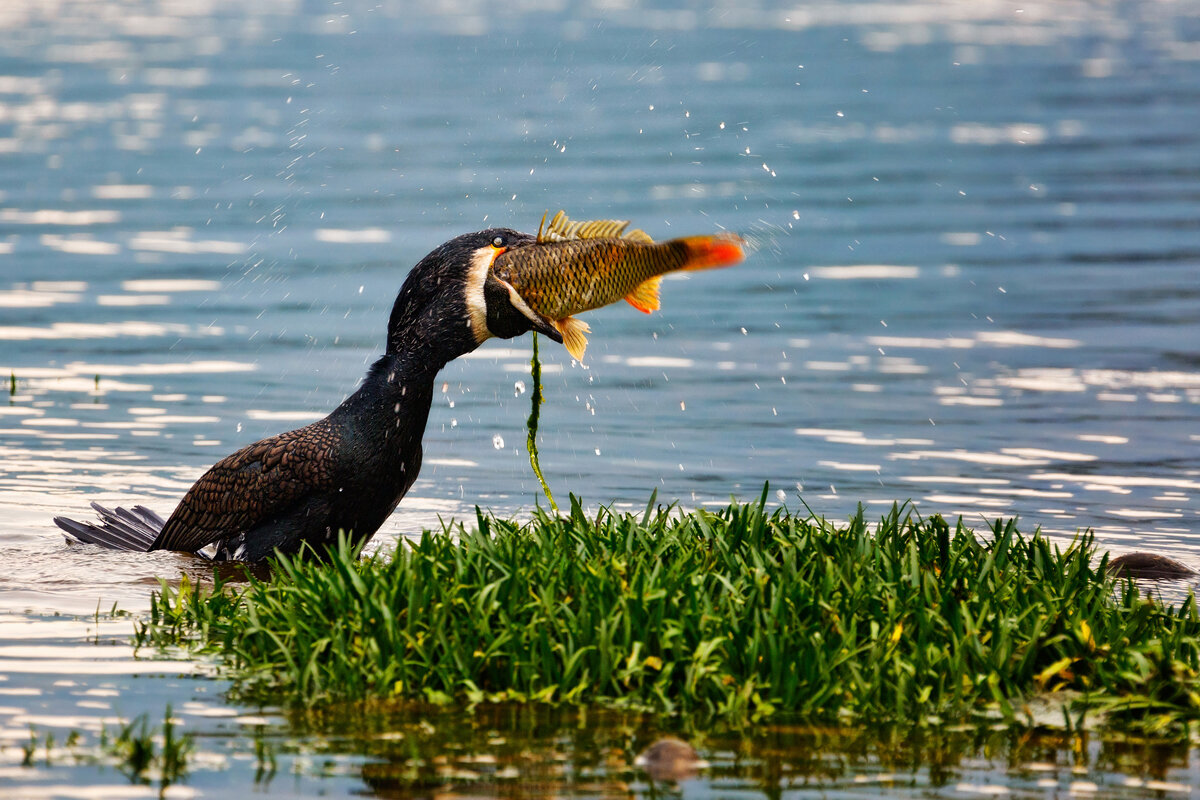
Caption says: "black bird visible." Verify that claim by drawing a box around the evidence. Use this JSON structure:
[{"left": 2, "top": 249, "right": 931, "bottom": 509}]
[{"left": 54, "top": 229, "right": 563, "bottom": 561}]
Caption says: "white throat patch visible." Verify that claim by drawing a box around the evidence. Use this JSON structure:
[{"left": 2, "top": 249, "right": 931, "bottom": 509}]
[{"left": 465, "top": 247, "right": 497, "bottom": 345}]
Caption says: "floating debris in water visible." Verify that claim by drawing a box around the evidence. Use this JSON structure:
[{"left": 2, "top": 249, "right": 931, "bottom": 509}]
[{"left": 635, "top": 737, "right": 707, "bottom": 782}]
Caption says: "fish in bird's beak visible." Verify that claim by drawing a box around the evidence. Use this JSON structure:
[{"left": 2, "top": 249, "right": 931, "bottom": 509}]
[{"left": 490, "top": 211, "right": 744, "bottom": 360}]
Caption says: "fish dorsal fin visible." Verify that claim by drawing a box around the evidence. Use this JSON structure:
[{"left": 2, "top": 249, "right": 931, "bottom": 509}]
[
  {"left": 554, "top": 316, "right": 591, "bottom": 361},
  {"left": 624, "top": 275, "right": 661, "bottom": 314},
  {"left": 622, "top": 227, "right": 653, "bottom": 243},
  {"left": 538, "top": 210, "right": 653, "bottom": 244}
]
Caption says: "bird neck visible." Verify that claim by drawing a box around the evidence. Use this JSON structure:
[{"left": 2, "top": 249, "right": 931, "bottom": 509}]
[
  {"left": 356, "top": 352, "right": 438, "bottom": 411},
  {"left": 384, "top": 293, "right": 481, "bottom": 370},
  {"left": 338, "top": 353, "right": 438, "bottom": 458}
]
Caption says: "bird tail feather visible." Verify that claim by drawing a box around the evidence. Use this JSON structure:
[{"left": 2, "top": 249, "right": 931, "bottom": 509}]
[{"left": 54, "top": 502, "right": 165, "bottom": 552}]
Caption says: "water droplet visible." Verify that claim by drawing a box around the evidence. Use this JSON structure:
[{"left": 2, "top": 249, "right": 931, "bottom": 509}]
[
  {"left": 594, "top": 448, "right": 601, "bottom": 456},
  {"left": 514, "top": 380, "right": 526, "bottom": 396},
  {"left": 450, "top": 419, "right": 457, "bottom": 428},
  {"left": 776, "top": 489, "right": 786, "bottom": 502},
  {"left": 236, "top": 422, "right": 242, "bottom": 432},
  {"left": 492, "top": 434, "right": 504, "bottom": 449}
]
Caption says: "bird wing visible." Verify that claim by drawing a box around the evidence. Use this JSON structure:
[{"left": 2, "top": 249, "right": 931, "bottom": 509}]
[{"left": 151, "top": 420, "right": 341, "bottom": 554}]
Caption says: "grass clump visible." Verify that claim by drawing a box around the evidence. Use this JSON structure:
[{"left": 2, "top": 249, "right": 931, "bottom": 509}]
[{"left": 137, "top": 493, "right": 1200, "bottom": 726}]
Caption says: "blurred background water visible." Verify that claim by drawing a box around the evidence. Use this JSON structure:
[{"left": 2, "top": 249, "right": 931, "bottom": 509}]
[{"left": 2, "top": 0, "right": 1200, "bottom": 795}]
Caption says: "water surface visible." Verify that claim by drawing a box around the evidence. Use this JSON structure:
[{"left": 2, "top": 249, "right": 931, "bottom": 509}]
[{"left": 2, "top": 0, "right": 1200, "bottom": 796}]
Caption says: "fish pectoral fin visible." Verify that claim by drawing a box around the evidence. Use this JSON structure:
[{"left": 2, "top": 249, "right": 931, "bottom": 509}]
[
  {"left": 555, "top": 316, "right": 591, "bottom": 361},
  {"left": 624, "top": 275, "right": 662, "bottom": 314}
]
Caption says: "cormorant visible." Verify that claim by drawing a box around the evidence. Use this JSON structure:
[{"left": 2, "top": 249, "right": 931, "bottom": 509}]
[{"left": 54, "top": 228, "right": 563, "bottom": 561}]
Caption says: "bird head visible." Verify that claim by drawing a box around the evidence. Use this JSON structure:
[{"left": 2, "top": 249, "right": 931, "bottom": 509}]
[{"left": 386, "top": 228, "right": 562, "bottom": 362}]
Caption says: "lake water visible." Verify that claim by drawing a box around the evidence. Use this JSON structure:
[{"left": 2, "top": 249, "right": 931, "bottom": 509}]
[{"left": 3, "top": 0, "right": 1200, "bottom": 796}]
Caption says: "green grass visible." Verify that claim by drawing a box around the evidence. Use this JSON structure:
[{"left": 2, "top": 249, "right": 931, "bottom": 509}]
[{"left": 136, "top": 492, "right": 1200, "bottom": 727}]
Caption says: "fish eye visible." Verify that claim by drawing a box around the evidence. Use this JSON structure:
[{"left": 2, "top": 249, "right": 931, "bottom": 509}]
[{"left": 492, "top": 235, "right": 505, "bottom": 248}]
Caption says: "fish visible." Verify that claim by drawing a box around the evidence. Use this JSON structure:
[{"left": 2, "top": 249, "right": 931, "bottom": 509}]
[{"left": 491, "top": 211, "right": 744, "bottom": 360}]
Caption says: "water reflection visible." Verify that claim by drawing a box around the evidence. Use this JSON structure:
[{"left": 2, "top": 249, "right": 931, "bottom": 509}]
[{"left": 6, "top": 625, "right": 1200, "bottom": 798}]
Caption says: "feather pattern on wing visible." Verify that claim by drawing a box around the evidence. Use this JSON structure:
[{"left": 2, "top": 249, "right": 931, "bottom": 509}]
[{"left": 151, "top": 420, "right": 341, "bottom": 554}]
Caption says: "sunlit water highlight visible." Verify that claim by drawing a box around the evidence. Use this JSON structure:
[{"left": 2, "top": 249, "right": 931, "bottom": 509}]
[{"left": 2, "top": 0, "right": 1200, "bottom": 796}]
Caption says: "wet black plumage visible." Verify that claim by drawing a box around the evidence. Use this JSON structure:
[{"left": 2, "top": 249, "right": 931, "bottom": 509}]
[{"left": 54, "top": 228, "right": 562, "bottom": 562}]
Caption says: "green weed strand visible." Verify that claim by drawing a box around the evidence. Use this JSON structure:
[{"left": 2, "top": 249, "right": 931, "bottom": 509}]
[{"left": 525, "top": 333, "right": 557, "bottom": 513}]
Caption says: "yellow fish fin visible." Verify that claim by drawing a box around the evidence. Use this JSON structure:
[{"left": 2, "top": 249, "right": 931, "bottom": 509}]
[
  {"left": 554, "top": 316, "right": 591, "bottom": 361},
  {"left": 624, "top": 275, "right": 661, "bottom": 314},
  {"left": 538, "top": 210, "right": 655, "bottom": 244},
  {"left": 539, "top": 210, "right": 568, "bottom": 242},
  {"left": 574, "top": 219, "right": 628, "bottom": 239},
  {"left": 622, "top": 227, "right": 653, "bottom": 243},
  {"left": 540, "top": 210, "right": 582, "bottom": 242}
]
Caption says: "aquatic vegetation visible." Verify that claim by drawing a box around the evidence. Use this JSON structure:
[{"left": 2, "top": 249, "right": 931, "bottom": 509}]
[
  {"left": 15, "top": 706, "right": 192, "bottom": 788},
  {"left": 137, "top": 494, "right": 1200, "bottom": 728},
  {"left": 102, "top": 706, "right": 193, "bottom": 785},
  {"left": 525, "top": 332, "right": 557, "bottom": 512}
]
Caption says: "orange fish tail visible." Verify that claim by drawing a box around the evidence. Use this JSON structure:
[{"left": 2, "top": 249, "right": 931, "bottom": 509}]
[{"left": 677, "top": 234, "right": 745, "bottom": 271}]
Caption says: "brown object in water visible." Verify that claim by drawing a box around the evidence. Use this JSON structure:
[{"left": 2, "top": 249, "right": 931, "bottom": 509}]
[
  {"left": 1107, "top": 552, "right": 1196, "bottom": 579},
  {"left": 634, "top": 737, "right": 706, "bottom": 782}
]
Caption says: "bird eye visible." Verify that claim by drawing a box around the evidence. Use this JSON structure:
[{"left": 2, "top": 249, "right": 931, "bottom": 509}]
[{"left": 492, "top": 235, "right": 505, "bottom": 248}]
